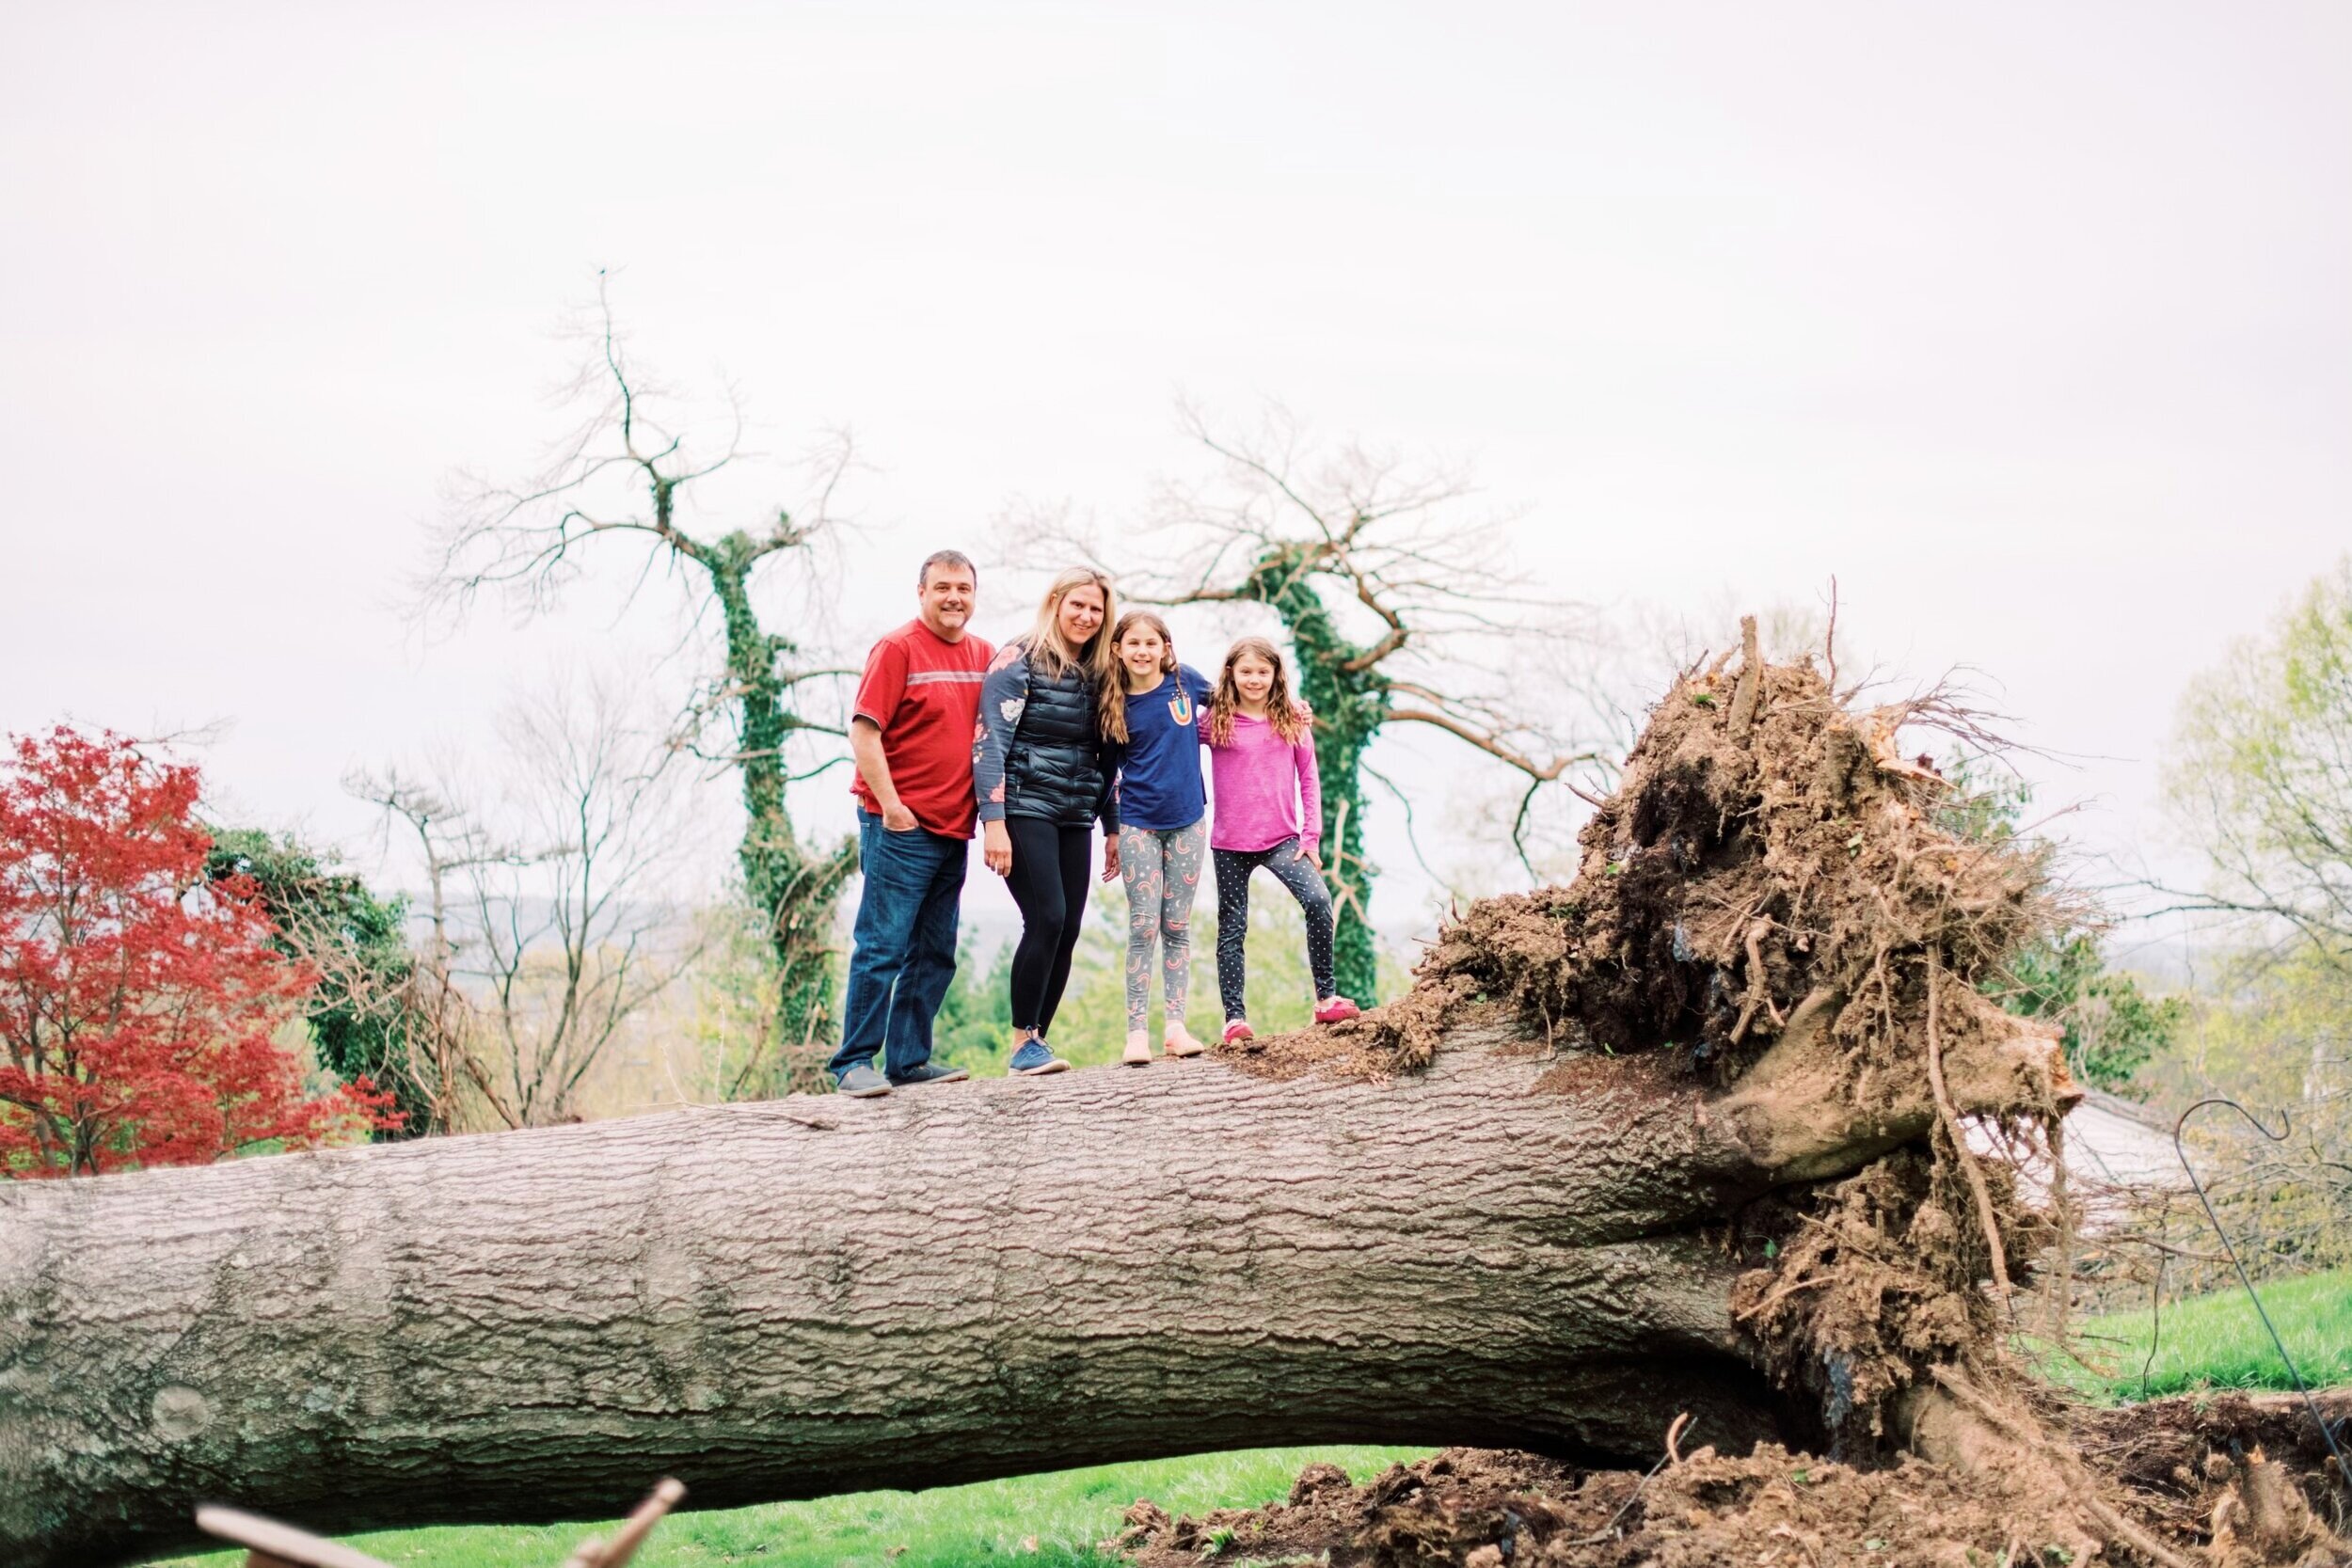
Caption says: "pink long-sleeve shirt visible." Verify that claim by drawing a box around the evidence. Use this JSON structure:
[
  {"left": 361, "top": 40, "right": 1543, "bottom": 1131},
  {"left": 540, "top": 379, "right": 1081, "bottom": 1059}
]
[{"left": 1203, "top": 712, "right": 1322, "bottom": 854}]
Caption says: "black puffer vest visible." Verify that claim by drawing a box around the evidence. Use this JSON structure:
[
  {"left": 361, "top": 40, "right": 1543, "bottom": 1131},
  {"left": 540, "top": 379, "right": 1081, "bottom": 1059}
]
[{"left": 1003, "top": 653, "right": 1111, "bottom": 827}]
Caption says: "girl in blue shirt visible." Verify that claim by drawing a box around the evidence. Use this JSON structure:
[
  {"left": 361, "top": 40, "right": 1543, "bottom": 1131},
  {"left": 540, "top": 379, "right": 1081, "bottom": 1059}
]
[{"left": 1107, "top": 611, "right": 1215, "bottom": 1066}]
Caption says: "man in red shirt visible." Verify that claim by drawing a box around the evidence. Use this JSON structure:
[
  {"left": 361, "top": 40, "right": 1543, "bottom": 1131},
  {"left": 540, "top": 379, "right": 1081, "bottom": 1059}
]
[{"left": 830, "top": 550, "right": 995, "bottom": 1097}]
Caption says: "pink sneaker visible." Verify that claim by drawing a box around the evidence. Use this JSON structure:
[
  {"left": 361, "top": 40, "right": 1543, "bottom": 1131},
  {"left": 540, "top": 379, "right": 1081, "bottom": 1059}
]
[
  {"left": 1221, "top": 1020, "right": 1255, "bottom": 1046},
  {"left": 1313, "top": 995, "right": 1361, "bottom": 1024}
]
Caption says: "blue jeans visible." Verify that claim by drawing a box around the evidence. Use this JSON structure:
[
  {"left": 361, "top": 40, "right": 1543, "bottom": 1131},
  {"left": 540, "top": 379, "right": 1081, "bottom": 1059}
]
[{"left": 831, "top": 812, "right": 969, "bottom": 1081}]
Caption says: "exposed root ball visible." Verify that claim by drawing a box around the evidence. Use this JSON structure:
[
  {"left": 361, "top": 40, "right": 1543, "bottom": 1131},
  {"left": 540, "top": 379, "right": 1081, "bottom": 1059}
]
[{"left": 1351, "top": 656, "right": 2053, "bottom": 1086}]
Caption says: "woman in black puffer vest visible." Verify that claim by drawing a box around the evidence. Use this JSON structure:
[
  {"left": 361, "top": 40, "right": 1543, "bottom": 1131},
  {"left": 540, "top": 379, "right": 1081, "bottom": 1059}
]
[{"left": 973, "top": 567, "right": 1125, "bottom": 1075}]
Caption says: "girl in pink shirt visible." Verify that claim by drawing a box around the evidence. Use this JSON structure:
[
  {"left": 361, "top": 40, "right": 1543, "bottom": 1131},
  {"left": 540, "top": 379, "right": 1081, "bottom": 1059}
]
[{"left": 1200, "top": 637, "right": 1361, "bottom": 1042}]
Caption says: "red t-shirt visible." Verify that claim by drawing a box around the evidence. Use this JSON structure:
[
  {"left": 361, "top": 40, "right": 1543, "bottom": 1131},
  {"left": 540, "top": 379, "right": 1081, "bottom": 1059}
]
[{"left": 850, "top": 620, "right": 995, "bottom": 837}]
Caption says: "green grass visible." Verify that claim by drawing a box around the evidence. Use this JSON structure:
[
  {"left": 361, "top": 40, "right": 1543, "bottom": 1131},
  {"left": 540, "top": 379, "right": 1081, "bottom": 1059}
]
[
  {"left": 144, "top": 1445, "right": 1427, "bottom": 1568},
  {"left": 2037, "top": 1266, "right": 2352, "bottom": 1402}
]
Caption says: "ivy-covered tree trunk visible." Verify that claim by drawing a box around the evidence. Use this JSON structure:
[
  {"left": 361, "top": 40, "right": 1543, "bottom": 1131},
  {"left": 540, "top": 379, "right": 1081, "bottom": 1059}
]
[
  {"left": 1137, "top": 415, "right": 1603, "bottom": 1010},
  {"left": 1290, "top": 641, "right": 1382, "bottom": 1007},
  {"left": 423, "top": 289, "right": 861, "bottom": 1091},
  {"left": 708, "top": 532, "right": 856, "bottom": 1094},
  {"left": 1239, "top": 552, "right": 1388, "bottom": 1006}
]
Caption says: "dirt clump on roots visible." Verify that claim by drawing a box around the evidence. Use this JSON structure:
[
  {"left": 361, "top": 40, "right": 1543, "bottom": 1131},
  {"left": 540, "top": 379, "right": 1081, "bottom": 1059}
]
[
  {"left": 1272, "top": 628, "right": 2053, "bottom": 1092},
  {"left": 1111, "top": 1401, "right": 2352, "bottom": 1568}
]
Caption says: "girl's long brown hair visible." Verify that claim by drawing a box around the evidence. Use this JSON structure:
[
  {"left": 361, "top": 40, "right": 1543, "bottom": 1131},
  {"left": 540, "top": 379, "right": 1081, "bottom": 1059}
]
[
  {"left": 1207, "top": 636, "right": 1310, "bottom": 747},
  {"left": 1104, "top": 610, "right": 1177, "bottom": 745}
]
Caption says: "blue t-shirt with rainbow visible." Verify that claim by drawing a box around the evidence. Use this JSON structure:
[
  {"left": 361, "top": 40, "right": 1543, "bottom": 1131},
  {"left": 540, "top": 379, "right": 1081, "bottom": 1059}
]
[{"left": 1115, "top": 664, "right": 1215, "bottom": 832}]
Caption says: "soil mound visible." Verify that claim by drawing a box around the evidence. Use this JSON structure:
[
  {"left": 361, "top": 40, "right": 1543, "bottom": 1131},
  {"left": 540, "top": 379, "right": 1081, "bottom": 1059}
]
[
  {"left": 1112, "top": 1399, "right": 2352, "bottom": 1568},
  {"left": 1110, "top": 1443, "right": 2064, "bottom": 1568},
  {"left": 2072, "top": 1392, "right": 2352, "bottom": 1564}
]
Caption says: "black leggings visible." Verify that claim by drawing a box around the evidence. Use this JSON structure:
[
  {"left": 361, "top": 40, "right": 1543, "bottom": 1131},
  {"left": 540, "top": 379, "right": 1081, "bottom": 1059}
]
[
  {"left": 1213, "top": 837, "right": 1337, "bottom": 1020},
  {"left": 1005, "top": 816, "right": 1094, "bottom": 1036}
]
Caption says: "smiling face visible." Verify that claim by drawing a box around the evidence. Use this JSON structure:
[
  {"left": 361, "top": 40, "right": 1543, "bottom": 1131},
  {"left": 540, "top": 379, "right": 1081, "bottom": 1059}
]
[
  {"left": 918, "top": 561, "right": 977, "bottom": 639},
  {"left": 1232, "top": 651, "right": 1276, "bottom": 705},
  {"left": 1057, "top": 582, "right": 1106, "bottom": 647},
  {"left": 1117, "top": 621, "right": 1168, "bottom": 684}
]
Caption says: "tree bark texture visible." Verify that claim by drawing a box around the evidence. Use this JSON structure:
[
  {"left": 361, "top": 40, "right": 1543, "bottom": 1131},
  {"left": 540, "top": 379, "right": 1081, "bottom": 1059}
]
[{"left": 0, "top": 1002, "right": 2056, "bottom": 1568}]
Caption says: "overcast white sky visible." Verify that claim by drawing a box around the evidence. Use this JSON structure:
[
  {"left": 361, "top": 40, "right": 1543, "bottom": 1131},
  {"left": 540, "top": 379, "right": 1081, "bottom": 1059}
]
[{"left": 5, "top": 2, "right": 2346, "bottom": 956}]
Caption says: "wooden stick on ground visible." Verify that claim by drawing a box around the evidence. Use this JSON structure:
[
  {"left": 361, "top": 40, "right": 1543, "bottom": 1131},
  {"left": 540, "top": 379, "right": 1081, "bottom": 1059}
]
[
  {"left": 561, "top": 1479, "right": 687, "bottom": 1568},
  {"left": 193, "top": 1508, "right": 395, "bottom": 1568}
]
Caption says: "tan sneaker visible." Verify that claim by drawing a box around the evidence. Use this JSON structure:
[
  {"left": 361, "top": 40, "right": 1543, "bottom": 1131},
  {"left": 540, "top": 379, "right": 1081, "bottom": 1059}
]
[
  {"left": 1122, "top": 1032, "right": 1153, "bottom": 1066},
  {"left": 1162, "top": 1026, "right": 1206, "bottom": 1058}
]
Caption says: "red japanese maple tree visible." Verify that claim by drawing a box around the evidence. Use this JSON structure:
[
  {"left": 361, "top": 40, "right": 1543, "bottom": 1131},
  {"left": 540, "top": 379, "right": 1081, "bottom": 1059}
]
[{"left": 0, "top": 726, "right": 396, "bottom": 1178}]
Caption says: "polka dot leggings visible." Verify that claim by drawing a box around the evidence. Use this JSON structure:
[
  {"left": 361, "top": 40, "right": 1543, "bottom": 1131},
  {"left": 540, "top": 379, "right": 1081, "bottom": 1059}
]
[{"left": 1212, "top": 837, "right": 1337, "bottom": 1021}]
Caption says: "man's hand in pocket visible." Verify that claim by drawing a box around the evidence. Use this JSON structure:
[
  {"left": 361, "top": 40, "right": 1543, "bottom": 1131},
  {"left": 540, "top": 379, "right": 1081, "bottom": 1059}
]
[{"left": 882, "top": 802, "right": 919, "bottom": 833}]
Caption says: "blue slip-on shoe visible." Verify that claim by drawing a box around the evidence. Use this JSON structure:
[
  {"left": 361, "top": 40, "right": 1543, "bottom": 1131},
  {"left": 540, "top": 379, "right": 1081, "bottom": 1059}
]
[
  {"left": 1008, "top": 1038, "right": 1071, "bottom": 1076},
  {"left": 834, "top": 1063, "right": 893, "bottom": 1098},
  {"left": 887, "top": 1063, "right": 971, "bottom": 1087}
]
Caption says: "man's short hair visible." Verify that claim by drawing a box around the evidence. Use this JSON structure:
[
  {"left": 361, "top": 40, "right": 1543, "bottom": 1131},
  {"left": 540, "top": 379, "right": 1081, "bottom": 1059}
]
[{"left": 918, "top": 549, "right": 977, "bottom": 588}]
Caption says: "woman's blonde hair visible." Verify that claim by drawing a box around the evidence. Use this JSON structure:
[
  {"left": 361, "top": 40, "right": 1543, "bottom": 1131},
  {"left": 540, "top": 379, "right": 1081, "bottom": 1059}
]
[
  {"left": 1104, "top": 610, "right": 1179, "bottom": 744},
  {"left": 1024, "top": 566, "right": 1121, "bottom": 737},
  {"left": 1208, "top": 635, "right": 1311, "bottom": 747}
]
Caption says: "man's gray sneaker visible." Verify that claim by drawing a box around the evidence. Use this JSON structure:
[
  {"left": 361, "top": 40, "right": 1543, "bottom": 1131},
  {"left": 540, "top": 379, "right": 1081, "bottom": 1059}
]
[
  {"left": 834, "top": 1063, "right": 892, "bottom": 1098},
  {"left": 888, "top": 1063, "right": 970, "bottom": 1087},
  {"left": 1009, "top": 1038, "right": 1070, "bottom": 1076}
]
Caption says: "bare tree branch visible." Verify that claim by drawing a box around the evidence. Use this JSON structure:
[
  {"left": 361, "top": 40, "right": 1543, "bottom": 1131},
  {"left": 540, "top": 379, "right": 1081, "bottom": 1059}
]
[
  {"left": 1002, "top": 398, "right": 1625, "bottom": 998},
  {"left": 353, "top": 672, "right": 703, "bottom": 1128},
  {"left": 411, "top": 277, "right": 868, "bottom": 1072}
]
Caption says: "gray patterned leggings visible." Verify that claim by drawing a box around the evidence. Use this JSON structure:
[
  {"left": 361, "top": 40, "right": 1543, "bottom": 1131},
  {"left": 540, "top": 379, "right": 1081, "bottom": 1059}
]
[
  {"left": 1120, "top": 819, "right": 1208, "bottom": 1033},
  {"left": 1213, "top": 837, "right": 1337, "bottom": 1021}
]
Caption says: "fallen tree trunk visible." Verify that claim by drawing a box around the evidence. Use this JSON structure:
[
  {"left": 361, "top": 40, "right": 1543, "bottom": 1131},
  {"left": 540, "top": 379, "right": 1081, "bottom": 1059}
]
[
  {"left": 5, "top": 649, "right": 2099, "bottom": 1567},
  {"left": 1, "top": 997, "right": 2054, "bottom": 1567}
]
